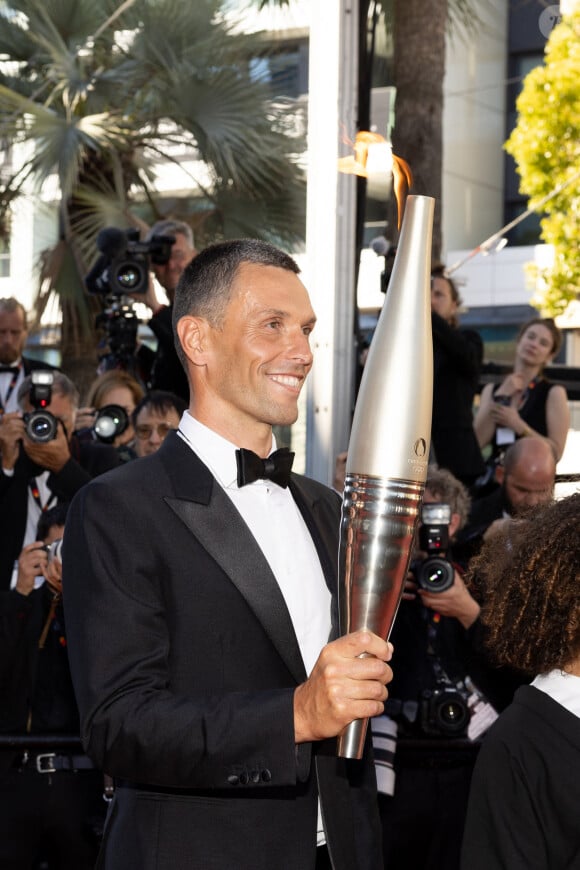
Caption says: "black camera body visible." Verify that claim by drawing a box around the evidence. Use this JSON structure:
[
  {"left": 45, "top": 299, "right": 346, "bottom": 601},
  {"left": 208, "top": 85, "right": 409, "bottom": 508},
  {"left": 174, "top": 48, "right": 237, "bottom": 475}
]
[
  {"left": 75, "top": 403, "right": 130, "bottom": 446},
  {"left": 86, "top": 227, "right": 176, "bottom": 296},
  {"left": 413, "top": 502, "right": 455, "bottom": 593},
  {"left": 420, "top": 680, "right": 470, "bottom": 737},
  {"left": 23, "top": 371, "right": 58, "bottom": 443}
]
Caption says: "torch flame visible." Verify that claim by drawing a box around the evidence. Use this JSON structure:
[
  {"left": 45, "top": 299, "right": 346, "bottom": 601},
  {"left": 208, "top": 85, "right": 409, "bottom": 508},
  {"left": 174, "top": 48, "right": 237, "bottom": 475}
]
[{"left": 338, "top": 131, "right": 413, "bottom": 229}]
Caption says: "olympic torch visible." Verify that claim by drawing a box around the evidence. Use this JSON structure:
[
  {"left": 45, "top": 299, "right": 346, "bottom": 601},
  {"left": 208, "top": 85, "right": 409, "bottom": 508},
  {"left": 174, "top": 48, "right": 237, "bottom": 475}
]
[{"left": 337, "top": 194, "right": 434, "bottom": 759}]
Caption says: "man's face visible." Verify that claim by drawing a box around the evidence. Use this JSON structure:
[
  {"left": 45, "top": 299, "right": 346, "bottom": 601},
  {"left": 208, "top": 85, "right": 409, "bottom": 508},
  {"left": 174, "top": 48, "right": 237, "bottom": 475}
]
[
  {"left": 151, "top": 233, "right": 196, "bottom": 298},
  {"left": 502, "top": 463, "right": 554, "bottom": 515},
  {"left": 431, "top": 276, "right": 457, "bottom": 324},
  {"left": 134, "top": 405, "right": 181, "bottom": 457},
  {"left": 0, "top": 307, "right": 27, "bottom": 364},
  {"left": 196, "top": 263, "right": 316, "bottom": 442},
  {"left": 22, "top": 391, "right": 77, "bottom": 440}
]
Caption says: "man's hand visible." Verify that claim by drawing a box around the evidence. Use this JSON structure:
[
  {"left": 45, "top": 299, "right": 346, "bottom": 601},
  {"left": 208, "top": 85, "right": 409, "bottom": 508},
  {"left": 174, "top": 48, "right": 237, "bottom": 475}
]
[
  {"left": 418, "top": 569, "right": 480, "bottom": 629},
  {"left": 0, "top": 412, "right": 25, "bottom": 470},
  {"left": 293, "top": 630, "right": 393, "bottom": 743},
  {"left": 15, "top": 542, "right": 48, "bottom": 596},
  {"left": 75, "top": 406, "right": 97, "bottom": 431},
  {"left": 23, "top": 420, "right": 71, "bottom": 473},
  {"left": 44, "top": 553, "right": 63, "bottom": 596}
]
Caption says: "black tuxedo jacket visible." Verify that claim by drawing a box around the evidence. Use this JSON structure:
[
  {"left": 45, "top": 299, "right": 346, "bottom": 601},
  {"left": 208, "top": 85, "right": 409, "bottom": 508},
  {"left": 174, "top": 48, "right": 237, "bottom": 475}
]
[{"left": 63, "top": 433, "right": 382, "bottom": 870}]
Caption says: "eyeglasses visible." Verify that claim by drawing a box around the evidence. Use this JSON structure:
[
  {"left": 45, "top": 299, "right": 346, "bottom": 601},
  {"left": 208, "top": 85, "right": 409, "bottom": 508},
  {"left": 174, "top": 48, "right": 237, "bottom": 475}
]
[{"left": 135, "top": 422, "right": 176, "bottom": 440}]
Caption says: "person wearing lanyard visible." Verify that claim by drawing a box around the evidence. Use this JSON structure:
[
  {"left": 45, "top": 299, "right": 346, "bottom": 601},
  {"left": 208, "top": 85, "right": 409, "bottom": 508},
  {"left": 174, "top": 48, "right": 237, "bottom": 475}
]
[
  {"left": 0, "top": 297, "right": 57, "bottom": 415},
  {"left": 0, "top": 372, "right": 120, "bottom": 590}
]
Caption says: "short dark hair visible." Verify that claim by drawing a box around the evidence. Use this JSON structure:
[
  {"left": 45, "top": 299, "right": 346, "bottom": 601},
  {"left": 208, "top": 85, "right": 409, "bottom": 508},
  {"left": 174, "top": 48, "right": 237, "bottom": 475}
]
[
  {"left": 132, "top": 390, "right": 187, "bottom": 425},
  {"left": 516, "top": 317, "right": 562, "bottom": 358},
  {"left": 172, "top": 239, "right": 300, "bottom": 369},
  {"left": 36, "top": 503, "right": 69, "bottom": 542}
]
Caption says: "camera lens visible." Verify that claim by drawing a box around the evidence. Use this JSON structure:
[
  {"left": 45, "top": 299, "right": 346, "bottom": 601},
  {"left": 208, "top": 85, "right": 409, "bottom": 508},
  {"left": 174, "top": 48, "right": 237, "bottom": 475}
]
[
  {"left": 26, "top": 411, "right": 57, "bottom": 443},
  {"left": 435, "top": 695, "right": 469, "bottom": 735},
  {"left": 114, "top": 262, "right": 144, "bottom": 291},
  {"left": 417, "top": 557, "right": 455, "bottom": 593},
  {"left": 93, "top": 404, "right": 129, "bottom": 443}
]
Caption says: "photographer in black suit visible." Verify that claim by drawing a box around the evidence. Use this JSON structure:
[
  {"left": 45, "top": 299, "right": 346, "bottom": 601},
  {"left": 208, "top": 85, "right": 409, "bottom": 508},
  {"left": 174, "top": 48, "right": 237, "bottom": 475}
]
[
  {"left": 0, "top": 372, "right": 119, "bottom": 590},
  {"left": 0, "top": 297, "right": 57, "bottom": 416},
  {"left": 430, "top": 266, "right": 485, "bottom": 490},
  {"left": 0, "top": 503, "right": 106, "bottom": 869}
]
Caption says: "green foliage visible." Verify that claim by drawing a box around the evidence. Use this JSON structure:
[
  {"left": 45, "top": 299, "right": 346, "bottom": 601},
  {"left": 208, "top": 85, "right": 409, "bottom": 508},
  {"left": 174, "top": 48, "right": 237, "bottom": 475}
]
[
  {"left": 0, "top": 0, "right": 306, "bottom": 331},
  {"left": 505, "top": 8, "right": 580, "bottom": 317}
]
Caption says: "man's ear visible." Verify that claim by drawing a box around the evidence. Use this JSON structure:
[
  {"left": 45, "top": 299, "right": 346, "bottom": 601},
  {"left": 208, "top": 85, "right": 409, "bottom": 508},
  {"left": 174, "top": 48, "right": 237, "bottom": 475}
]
[
  {"left": 495, "top": 464, "right": 505, "bottom": 486},
  {"left": 176, "top": 315, "right": 211, "bottom": 367},
  {"left": 449, "top": 512, "right": 461, "bottom": 539}
]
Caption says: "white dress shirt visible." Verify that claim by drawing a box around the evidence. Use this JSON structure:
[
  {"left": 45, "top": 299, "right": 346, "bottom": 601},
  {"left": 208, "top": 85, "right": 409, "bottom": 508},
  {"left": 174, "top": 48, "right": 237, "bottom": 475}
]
[{"left": 177, "top": 412, "right": 332, "bottom": 846}]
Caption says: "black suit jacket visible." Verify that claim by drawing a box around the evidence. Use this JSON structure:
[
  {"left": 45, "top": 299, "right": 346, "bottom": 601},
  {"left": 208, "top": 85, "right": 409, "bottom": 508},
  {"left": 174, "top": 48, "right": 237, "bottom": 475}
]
[
  {"left": 63, "top": 433, "right": 382, "bottom": 870},
  {"left": 431, "top": 313, "right": 485, "bottom": 484}
]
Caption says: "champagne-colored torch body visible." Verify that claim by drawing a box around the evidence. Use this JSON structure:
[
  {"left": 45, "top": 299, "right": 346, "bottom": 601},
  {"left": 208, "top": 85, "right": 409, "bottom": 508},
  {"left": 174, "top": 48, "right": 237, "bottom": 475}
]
[{"left": 338, "top": 195, "right": 434, "bottom": 759}]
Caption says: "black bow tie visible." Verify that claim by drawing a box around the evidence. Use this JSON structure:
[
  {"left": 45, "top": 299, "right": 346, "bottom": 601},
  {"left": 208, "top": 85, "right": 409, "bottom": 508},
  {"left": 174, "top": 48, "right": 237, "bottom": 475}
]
[
  {"left": 0, "top": 365, "right": 19, "bottom": 375},
  {"left": 236, "top": 447, "right": 295, "bottom": 489}
]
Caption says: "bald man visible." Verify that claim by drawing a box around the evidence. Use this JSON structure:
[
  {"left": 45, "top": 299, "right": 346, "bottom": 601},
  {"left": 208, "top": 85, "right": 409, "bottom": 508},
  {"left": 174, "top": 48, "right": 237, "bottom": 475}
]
[{"left": 457, "top": 438, "right": 556, "bottom": 557}]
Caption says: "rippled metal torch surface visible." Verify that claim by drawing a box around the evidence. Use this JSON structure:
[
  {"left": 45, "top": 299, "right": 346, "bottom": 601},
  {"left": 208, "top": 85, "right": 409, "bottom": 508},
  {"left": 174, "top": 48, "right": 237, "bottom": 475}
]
[{"left": 337, "top": 195, "right": 434, "bottom": 759}]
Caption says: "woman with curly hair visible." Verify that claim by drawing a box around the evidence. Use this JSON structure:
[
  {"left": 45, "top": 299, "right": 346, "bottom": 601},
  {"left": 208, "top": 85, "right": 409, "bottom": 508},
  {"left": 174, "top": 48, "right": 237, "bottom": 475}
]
[{"left": 461, "top": 493, "right": 580, "bottom": 870}]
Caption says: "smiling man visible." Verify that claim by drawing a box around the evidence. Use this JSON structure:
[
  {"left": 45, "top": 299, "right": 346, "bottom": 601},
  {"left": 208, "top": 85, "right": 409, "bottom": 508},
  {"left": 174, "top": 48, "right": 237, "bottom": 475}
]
[{"left": 63, "top": 239, "right": 391, "bottom": 870}]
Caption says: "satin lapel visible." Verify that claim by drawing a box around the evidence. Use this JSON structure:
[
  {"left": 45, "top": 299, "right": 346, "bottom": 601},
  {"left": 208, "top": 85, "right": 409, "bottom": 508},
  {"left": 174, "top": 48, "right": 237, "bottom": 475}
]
[{"left": 159, "top": 434, "right": 307, "bottom": 684}]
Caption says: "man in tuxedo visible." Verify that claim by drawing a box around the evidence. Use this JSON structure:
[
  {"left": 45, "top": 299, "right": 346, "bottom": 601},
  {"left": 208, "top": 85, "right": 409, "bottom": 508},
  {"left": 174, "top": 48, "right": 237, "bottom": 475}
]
[
  {"left": 0, "top": 372, "right": 120, "bottom": 589},
  {"left": 0, "top": 297, "right": 56, "bottom": 415},
  {"left": 63, "top": 239, "right": 392, "bottom": 870}
]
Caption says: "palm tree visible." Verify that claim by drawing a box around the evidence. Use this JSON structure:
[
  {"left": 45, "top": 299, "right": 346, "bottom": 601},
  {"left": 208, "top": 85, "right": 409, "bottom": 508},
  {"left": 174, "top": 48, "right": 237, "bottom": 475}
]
[{"left": 0, "top": 0, "right": 306, "bottom": 384}]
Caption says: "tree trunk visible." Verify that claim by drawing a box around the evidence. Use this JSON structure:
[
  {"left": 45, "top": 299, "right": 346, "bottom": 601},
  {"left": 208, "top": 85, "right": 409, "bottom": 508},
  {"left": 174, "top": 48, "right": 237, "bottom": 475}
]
[{"left": 392, "top": 0, "right": 446, "bottom": 261}]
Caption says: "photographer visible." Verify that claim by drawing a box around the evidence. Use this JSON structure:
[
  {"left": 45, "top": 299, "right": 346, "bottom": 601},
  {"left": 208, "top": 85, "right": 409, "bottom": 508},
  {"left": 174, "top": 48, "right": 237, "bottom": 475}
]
[
  {"left": 430, "top": 265, "right": 485, "bottom": 490},
  {"left": 75, "top": 370, "right": 145, "bottom": 462},
  {"left": 0, "top": 372, "right": 120, "bottom": 590},
  {"left": 376, "top": 466, "right": 492, "bottom": 870},
  {"left": 132, "top": 219, "right": 197, "bottom": 400},
  {"left": 0, "top": 297, "right": 57, "bottom": 415},
  {"left": 0, "top": 504, "right": 106, "bottom": 869}
]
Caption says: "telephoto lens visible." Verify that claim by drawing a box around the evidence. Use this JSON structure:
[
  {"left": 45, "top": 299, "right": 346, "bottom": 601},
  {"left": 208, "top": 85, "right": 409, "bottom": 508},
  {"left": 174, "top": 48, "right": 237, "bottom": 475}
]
[{"left": 92, "top": 404, "right": 129, "bottom": 444}]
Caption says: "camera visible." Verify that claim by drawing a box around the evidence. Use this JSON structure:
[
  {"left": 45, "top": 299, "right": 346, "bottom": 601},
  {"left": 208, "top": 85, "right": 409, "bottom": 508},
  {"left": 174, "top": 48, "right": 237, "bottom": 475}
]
[
  {"left": 420, "top": 679, "right": 470, "bottom": 737},
  {"left": 494, "top": 394, "right": 511, "bottom": 407},
  {"left": 92, "top": 404, "right": 129, "bottom": 444},
  {"left": 412, "top": 502, "right": 455, "bottom": 593},
  {"left": 23, "top": 371, "right": 58, "bottom": 443},
  {"left": 85, "top": 227, "right": 176, "bottom": 297},
  {"left": 45, "top": 538, "right": 63, "bottom": 565}
]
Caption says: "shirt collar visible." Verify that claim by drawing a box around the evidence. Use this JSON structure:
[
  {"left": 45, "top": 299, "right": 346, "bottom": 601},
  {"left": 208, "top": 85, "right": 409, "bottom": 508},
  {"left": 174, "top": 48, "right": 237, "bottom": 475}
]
[{"left": 177, "top": 411, "right": 276, "bottom": 489}]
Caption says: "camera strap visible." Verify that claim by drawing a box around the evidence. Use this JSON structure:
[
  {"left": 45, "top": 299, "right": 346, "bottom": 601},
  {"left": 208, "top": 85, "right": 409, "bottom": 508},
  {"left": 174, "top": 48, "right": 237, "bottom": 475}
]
[{"left": 29, "top": 478, "right": 57, "bottom": 513}]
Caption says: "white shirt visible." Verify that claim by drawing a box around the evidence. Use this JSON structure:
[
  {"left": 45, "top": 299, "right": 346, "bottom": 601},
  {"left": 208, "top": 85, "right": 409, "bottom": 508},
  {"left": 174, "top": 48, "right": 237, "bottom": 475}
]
[
  {"left": 531, "top": 669, "right": 580, "bottom": 719},
  {"left": 177, "top": 412, "right": 332, "bottom": 676},
  {"left": 177, "top": 412, "right": 332, "bottom": 846}
]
